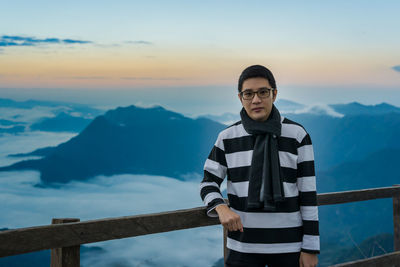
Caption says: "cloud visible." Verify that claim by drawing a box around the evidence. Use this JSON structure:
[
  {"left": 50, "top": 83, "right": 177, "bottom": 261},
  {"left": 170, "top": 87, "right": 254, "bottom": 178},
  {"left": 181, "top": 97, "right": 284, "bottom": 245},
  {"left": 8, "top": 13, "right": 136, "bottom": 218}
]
[
  {"left": 0, "top": 131, "right": 76, "bottom": 167},
  {"left": 124, "top": 40, "right": 153, "bottom": 45},
  {"left": 0, "top": 106, "right": 57, "bottom": 124},
  {"left": 121, "top": 76, "right": 154, "bottom": 80},
  {"left": 62, "top": 39, "right": 91, "bottom": 44},
  {"left": 392, "top": 65, "right": 400, "bottom": 72},
  {"left": 94, "top": 43, "right": 121, "bottom": 48},
  {"left": 0, "top": 170, "right": 222, "bottom": 266},
  {"left": 69, "top": 76, "right": 107, "bottom": 80},
  {"left": 0, "top": 35, "right": 92, "bottom": 47},
  {"left": 291, "top": 103, "right": 345, "bottom": 117},
  {"left": 54, "top": 76, "right": 109, "bottom": 80},
  {"left": 134, "top": 102, "right": 164, "bottom": 109},
  {"left": 120, "top": 76, "right": 182, "bottom": 81}
]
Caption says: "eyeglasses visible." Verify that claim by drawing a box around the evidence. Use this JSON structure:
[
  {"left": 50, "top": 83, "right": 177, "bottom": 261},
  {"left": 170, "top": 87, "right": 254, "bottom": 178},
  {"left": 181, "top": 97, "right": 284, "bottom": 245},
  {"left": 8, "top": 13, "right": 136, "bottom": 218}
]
[{"left": 239, "top": 88, "right": 274, "bottom": 100}]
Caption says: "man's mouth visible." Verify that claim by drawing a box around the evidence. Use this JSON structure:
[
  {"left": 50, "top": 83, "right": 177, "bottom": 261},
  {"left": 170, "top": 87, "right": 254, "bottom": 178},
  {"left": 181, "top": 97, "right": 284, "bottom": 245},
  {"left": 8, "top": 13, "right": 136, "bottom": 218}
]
[{"left": 252, "top": 107, "right": 263, "bottom": 112}]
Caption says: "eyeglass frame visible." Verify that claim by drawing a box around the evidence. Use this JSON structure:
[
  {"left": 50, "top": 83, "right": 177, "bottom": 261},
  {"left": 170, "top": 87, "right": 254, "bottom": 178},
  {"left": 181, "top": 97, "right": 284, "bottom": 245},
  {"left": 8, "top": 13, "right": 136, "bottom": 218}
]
[{"left": 239, "top": 87, "right": 276, "bottom": 100}]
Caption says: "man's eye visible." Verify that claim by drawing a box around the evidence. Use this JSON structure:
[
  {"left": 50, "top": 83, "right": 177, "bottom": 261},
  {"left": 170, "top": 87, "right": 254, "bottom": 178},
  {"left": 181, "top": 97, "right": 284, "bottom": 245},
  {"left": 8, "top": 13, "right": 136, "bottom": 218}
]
[
  {"left": 244, "top": 92, "right": 253, "bottom": 97},
  {"left": 259, "top": 90, "right": 268, "bottom": 96}
]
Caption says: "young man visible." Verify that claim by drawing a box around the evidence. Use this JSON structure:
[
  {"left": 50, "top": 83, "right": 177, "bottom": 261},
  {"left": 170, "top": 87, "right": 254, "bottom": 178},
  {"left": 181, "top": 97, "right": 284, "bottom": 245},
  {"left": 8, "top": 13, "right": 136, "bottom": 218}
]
[{"left": 200, "top": 65, "right": 319, "bottom": 267}]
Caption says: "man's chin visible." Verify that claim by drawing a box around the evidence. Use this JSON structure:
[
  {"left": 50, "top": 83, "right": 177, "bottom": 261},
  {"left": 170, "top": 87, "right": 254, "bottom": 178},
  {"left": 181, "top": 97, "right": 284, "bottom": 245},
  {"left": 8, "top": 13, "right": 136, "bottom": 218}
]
[{"left": 250, "top": 113, "right": 268, "bottom": 121}]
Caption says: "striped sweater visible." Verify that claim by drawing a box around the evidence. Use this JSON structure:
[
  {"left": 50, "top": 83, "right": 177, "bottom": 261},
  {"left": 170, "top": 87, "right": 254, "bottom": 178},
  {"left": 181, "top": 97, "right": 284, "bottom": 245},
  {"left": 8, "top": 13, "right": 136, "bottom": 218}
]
[{"left": 199, "top": 116, "right": 320, "bottom": 254}]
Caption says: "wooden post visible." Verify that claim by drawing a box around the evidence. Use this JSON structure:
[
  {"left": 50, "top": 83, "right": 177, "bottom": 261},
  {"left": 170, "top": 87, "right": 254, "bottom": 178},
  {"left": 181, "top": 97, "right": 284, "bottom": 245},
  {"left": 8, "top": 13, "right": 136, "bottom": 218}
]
[
  {"left": 50, "top": 218, "right": 80, "bottom": 267},
  {"left": 223, "top": 227, "right": 228, "bottom": 267},
  {"left": 394, "top": 185, "right": 400, "bottom": 251}
]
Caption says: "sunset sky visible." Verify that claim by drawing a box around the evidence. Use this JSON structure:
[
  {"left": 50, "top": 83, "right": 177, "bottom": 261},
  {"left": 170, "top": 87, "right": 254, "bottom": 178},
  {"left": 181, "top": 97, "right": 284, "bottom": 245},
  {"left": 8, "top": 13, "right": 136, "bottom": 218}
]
[{"left": 1, "top": 0, "right": 400, "bottom": 115}]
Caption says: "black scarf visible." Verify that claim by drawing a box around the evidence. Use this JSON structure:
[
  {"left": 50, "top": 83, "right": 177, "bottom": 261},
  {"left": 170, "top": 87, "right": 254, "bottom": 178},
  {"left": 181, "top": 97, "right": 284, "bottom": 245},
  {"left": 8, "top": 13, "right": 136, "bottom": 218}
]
[{"left": 240, "top": 104, "right": 285, "bottom": 211}]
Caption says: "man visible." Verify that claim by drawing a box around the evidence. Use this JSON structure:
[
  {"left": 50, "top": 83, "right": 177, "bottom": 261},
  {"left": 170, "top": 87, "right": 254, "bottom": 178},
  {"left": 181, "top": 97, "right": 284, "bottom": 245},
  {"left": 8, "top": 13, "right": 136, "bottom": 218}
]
[{"left": 199, "top": 65, "right": 319, "bottom": 267}]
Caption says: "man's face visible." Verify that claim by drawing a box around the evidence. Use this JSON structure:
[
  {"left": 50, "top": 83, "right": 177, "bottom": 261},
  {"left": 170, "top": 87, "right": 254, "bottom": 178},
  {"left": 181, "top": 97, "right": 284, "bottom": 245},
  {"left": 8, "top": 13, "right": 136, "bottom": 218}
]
[{"left": 238, "top": 77, "right": 277, "bottom": 122}]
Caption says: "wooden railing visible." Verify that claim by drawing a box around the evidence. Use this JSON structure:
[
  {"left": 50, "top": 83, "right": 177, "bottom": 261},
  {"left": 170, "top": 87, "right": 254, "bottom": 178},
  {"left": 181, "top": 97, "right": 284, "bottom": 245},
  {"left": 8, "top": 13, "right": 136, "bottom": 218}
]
[{"left": 0, "top": 185, "right": 399, "bottom": 267}]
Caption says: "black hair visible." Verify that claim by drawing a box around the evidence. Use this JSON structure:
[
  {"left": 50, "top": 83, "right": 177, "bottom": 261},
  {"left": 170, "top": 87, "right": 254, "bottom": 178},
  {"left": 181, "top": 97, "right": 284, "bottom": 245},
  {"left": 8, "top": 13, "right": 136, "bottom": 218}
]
[{"left": 238, "top": 65, "right": 276, "bottom": 93}]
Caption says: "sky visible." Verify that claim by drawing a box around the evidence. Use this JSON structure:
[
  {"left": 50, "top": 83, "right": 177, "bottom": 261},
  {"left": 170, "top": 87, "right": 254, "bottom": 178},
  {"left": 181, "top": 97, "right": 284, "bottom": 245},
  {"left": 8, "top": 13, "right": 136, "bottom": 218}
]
[{"left": 1, "top": 0, "right": 400, "bottom": 115}]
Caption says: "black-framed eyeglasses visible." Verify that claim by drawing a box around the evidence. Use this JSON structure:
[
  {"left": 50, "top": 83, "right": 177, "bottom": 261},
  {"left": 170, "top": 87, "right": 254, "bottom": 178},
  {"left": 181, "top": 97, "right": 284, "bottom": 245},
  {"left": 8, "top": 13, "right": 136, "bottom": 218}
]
[{"left": 239, "top": 87, "right": 274, "bottom": 100}]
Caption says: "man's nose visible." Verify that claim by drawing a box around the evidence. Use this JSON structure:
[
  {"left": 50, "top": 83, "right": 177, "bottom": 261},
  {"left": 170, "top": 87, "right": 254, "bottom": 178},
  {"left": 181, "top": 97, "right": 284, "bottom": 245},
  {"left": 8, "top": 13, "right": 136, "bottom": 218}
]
[{"left": 252, "top": 93, "right": 262, "bottom": 103}]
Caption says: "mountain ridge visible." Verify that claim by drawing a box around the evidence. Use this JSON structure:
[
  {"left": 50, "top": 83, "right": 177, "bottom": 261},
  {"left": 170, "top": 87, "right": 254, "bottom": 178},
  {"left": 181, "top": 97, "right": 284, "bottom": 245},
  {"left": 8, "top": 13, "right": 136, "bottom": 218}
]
[
  {"left": 0, "top": 105, "right": 226, "bottom": 185},
  {"left": 1, "top": 101, "right": 400, "bottom": 185}
]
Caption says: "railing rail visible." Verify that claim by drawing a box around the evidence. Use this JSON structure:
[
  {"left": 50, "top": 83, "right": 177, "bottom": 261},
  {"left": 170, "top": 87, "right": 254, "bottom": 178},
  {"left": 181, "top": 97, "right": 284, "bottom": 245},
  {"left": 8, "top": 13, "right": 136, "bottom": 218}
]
[
  {"left": 330, "top": 250, "right": 400, "bottom": 267},
  {"left": 1, "top": 185, "right": 400, "bottom": 266}
]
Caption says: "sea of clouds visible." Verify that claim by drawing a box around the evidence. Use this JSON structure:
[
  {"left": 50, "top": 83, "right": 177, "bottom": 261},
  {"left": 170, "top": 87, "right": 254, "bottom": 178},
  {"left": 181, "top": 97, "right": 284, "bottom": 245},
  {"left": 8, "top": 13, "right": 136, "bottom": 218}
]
[
  {"left": 0, "top": 132, "right": 224, "bottom": 267},
  {"left": 0, "top": 131, "right": 76, "bottom": 166},
  {"left": 0, "top": 106, "right": 57, "bottom": 123}
]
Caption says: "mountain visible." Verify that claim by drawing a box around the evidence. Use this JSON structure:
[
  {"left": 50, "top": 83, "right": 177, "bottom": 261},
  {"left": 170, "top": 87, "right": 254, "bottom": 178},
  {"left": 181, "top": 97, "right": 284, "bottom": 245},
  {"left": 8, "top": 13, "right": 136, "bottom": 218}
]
[
  {"left": 284, "top": 112, "right": 400, "bottom": 170},
  {"left": 30, "top": 112, "right": 92, "bottom": 132},
  {"left": 0, "top": 119, "right": 27, "bottom": 135},
  {"left": 0, "top": 98, "right": 101, "bottom": 117},
  {"left": 0, "top": 119, "right": 25, "bottom": 126},
  {"left": 2, "top": 102, "right": 400, "bottom": 183},
  {"left": 0, "top": 125, "right": 25, "bottom": 134},
  {"left": 279, "top": 101, "right": 400, "bottom": 117},
  {"left": 281, "top": 101, "right": 400, "bottom": 118},
  {"left": 200, "top": 101, "right": 400, "bottom": 125},
  {"left": 319, "top": 233, "right": 393, "bottom": 267},
  {"left": 8, "top": 146, "right": 57, "bottom": 158},
  {"left": 317, "top": 148, "right": 400, "bottom": 193},
  {"left": 0, "top": 105, "right": 225, "bottom": 185},
  {"left": 0, "top": 98, "right": 103, "bottom": 132},
  {"left": 330, "top": 102, "right": 400, "bottom": 116},
  {"left": 316, "top": 148, "right": 399, "bottom": 245}
]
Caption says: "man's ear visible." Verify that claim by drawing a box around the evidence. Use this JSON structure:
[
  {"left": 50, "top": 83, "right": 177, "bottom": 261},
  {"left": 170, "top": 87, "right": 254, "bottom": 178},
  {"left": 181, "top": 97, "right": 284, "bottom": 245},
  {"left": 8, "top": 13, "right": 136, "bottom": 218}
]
[
  {"left": 272, "top": 89, "right": 278, "bottom": 102},
  {"left": 238, "top": 93, "right": 243, "bottom": 103}
]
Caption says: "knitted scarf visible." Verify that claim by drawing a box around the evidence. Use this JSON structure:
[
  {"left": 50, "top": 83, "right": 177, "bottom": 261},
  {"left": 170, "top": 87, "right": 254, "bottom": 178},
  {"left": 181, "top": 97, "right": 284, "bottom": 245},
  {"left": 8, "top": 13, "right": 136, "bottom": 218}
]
[{"left": 240, "top": 104, "right": 285, "bottom": 211}]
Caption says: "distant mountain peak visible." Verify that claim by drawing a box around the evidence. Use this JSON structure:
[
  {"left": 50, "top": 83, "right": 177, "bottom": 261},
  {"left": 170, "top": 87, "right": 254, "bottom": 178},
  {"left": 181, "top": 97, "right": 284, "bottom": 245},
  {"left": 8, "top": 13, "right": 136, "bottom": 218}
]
[
  {"left": 375, "top": 102, "right": 396, "bottom": 108},
  {"left": 335, "top": 101, "right": 398, "bottom": 109},
  {"left": 347, "top": 101, "right": 363, "bottom": 106},
  {"left": 330, "top": 101, "right": 400, "bottom": 116},
  {"left": 103, "top": 104, "right": 186, "bottom": 126}
]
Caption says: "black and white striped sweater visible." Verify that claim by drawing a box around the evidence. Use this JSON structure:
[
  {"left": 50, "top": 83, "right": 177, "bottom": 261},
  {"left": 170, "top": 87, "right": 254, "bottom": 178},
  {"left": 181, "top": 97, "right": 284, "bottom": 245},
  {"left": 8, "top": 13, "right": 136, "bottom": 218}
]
[{"left": 199, "top": 116, "right": 320, "bottom": 254}]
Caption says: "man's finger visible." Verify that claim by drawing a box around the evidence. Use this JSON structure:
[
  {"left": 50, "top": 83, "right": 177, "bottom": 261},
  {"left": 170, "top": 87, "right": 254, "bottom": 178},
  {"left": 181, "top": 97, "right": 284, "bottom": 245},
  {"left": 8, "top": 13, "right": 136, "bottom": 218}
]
[
  {"left": 238, "top": 219, "right": 244, "bottom": 232},
  {"left": 228, "top": 222, "right": 234, "bottom": 232},
  {"left": 233, "top": 220, "right": 240, "bottom": 231},
  {"left": 235, "top": 220, "right": 243, "bottom": 232}
]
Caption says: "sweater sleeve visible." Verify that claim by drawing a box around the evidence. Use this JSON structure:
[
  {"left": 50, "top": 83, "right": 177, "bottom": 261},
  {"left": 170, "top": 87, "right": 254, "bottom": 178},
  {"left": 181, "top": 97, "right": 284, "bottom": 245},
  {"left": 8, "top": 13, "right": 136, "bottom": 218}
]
[
  {"left": 199, "top": 132, "right": 228, "bottom": 217},
  {"left": 297, "top": 132, "right": 320, "bottom": 254}
]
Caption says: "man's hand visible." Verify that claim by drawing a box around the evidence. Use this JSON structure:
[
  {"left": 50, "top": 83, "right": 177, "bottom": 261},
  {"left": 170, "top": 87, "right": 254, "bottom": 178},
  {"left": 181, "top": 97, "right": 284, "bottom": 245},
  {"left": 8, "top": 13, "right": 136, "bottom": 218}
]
[
  {"left": 299, "top": 252, "right": 318, "bottom": 267},
  {"left": 215, "top": 204, "right": 243, "bottom": 232}
]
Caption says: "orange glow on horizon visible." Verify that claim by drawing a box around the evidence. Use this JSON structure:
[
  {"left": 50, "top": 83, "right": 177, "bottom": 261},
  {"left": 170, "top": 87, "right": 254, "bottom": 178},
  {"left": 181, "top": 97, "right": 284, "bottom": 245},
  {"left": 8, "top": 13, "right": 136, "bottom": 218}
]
[{"left": 0, "top": 46, "right": 399, "bottom": 89}]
